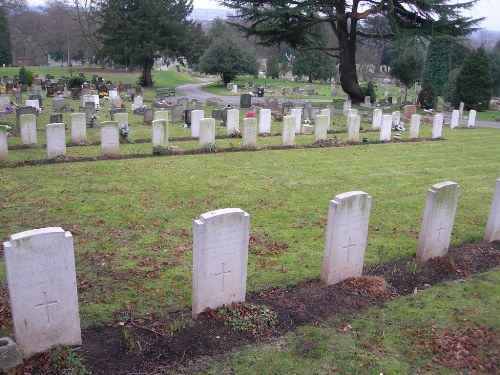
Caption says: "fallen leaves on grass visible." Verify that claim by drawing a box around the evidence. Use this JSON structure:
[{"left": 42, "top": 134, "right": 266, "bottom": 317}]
[
  {"left": 249, "top": 235, "right": 290, "bottom": 256},
  {"left": 342, "top": 276, "right": 388, "bottom": 299}
]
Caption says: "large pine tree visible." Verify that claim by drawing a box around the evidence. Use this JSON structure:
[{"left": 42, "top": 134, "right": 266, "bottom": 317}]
[
  {"left": 0, "top": 8, "right": 12, "bottom": 66},
  {"left": 423, "top": 38, "right": 452, "bottom": 96}
]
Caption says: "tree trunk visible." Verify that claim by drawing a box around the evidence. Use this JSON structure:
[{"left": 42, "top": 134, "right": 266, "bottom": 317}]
[{"left": 142, "top": 58, "right": 154, "bottom": 87}]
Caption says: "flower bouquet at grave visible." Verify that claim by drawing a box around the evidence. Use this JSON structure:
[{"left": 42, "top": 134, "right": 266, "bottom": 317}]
[
  {"left": 229, "top": 129, "right": 242, "bottom": 138},
  {"left": 98, "top": 91, "right": 108, "bottom": 99},
  {"left": 120, "top": 126, "right": 132, "bottom": 143},
  {"left": 4, "top": 107, "right": 13, "bottom": 115}
]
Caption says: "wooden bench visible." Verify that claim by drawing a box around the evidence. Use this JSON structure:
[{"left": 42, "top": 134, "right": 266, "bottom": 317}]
[{"left": 156, "top": 87, "right": 176, "bottom": 97}]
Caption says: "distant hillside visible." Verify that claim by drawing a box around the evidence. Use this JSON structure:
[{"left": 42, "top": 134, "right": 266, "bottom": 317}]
[{"left": 190, "top": 8, "right": 234, "bottom": 21}]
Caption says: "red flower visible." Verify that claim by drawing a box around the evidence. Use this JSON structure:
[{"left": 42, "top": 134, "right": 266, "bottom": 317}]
[
  {"left": 120, "top": 104, "right": 125, "bottom": 108},
  {"left": 246, "top": 111, "right": 255, "bottom": 118}
]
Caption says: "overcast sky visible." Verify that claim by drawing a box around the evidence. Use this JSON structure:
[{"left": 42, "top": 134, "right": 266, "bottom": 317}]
[{"left": 25, "top": 0, "right": 500, "bottom": 31}]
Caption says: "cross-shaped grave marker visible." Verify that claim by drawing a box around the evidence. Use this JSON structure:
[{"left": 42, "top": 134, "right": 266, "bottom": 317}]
[
  {"left": 343, "top": 237, "right": 356, "bottom": 262},
  {"left": 435, "top": 221, "right": 445, "bottom": 242},
  {"left": 214, "top": 262, "right": 231, "bottom": 292},
  {"left": 35, "top": 291, "right": 58, "bottom": 325}
]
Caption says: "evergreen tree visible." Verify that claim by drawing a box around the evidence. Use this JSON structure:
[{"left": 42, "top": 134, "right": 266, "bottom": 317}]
[
  {"left": 292, "top": 50, "right": 337, "bottom": 82},
  {"left": 443, "top": 68, "right": 459, "bottom": 102},
  {"left": 418, "top": 83, "right": 437, "bottom": 109},
  {"left": 18, "top": 66, "right": 28, "bottom": 85},
  {"left": 390, "top": 51, "right": 424, "bottom": 101},
  {"left": 423, "top": 38, "right": 452, "bottom": 96},
  {"left": 266, "top": 55, "right": 279, "bottom": 79},
  {"left": 0, "top": 8, "right": 12, "bottom": 66},
  {"left": 453, "top": 47, "right": 492, "bottom": 111},
  {"left": 488, "top": 41, "right": 500, "bottom": 97}
]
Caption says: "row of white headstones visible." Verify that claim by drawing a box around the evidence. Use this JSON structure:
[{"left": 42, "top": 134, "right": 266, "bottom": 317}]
[
  {"left": 0, "top": 106, "right": 463, "bottom": 161},
  {"left": 3, "top": 179, "right": 499, "bottom": 357}
]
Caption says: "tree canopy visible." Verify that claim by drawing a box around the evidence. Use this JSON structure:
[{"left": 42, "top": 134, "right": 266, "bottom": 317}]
[
  {"left": 222, "top": 0, "right": 482, "bottom": 103},
  {"left": 390, "top": 50, "right": 423, "bottom": 101}
]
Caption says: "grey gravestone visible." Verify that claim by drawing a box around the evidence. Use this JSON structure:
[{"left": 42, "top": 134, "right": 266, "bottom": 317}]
[
  {"left": 70, "top": 88, "right": 80, "bottom": 99},
  {"left": 172, "top": 105, "right": 184, "bottom": 122},
  {"left": 29, "top": 94, "right": 42, "bottom": 107},
  {"left": 20, "top": 84, "right": 28, "bottom": 93},
  {"left": 267, "top": 100, "right": 279, "bottom": 112},
  {"left": 16, "top": 107, "right": 36, "bottom": 128},
  {"left": 109, "top": 108, "right": 126, "bottom": 120},
  {"left": 13, "top": 91, "right": 22, "bottom": 105},
  {"left": 143, "top": 108, "right": 154, "bottom": 124},
  {"left": 240, "top": 94, "right": 252, "bottom": 109},
  {"left": 50, "top": 113, "right": 63, "bottom": 124},
  {"left": 53, "top": 98, "right": 66, "bottom": 111},
  {"left": 79, "top": 106, "right": 94, "bottom": 126},
  {"left": 485, "top": 179, "right": 500, "bottom": 242},
  {"left": 0, "top": 96, "right": 10, "bottom": 111},
  {"left": 282, "top": 102, "right": 293, "bottom": 115},
  {"left": 212, "top": 109, "right": 222, "bottom": 120}
]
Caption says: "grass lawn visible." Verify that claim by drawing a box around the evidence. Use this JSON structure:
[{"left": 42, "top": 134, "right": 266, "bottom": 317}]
[{"left": 186, "top": 268, "right": 500, "bottom": 374}]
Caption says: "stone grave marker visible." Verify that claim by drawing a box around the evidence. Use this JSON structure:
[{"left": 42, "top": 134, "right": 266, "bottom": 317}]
[
  {"left": 172, "top": 105, "right": 184, "bottom": 122},
  {"left": 416, "top": 181, "right": 459, "bottom": 262},
  {"left": 0, "top": 96, "right": 10, "bottom": 111},
  {"left": 131, "top": 95, "right": 143, "bottom": 111},
  {"left": 240, "top": 94, "right": 252, "bottom": 109},
  {"left": 101, "top": 121, "right": 120, "bottom": 156},
  {"left": 109, "top": 108, "right": 126, "bottom": 120},
  {"left": 211, "top": 109, "right": 222, "bottom": 120},
  {"left": 372, "top": 108, "right": 382, "bottom": 130},
  {"left": 242, "top": 118, "right": 257, "bottom": 147},
  {"left": 290, "top": 108, "right": 302, "bottom": 134},
  {"left": 320, "top": 108, "right": 331, "bottom": 130},
  {"left": 3, "top": 227, "right": 81, "bottom": 356},
  {"left": 25, "top": 99, "right": 40, "bottom": 110},
  {"left": 347, "top": 115, "right": 360, "bottom": 142},
  {"left": 232, "top": 84, "right": 237, "bottom": 93},
  {"left": 314, "top": 114, "right": 328, "bottom": 142},
  {"left": 71, "top": 113, "right": 86, "bottom": 144},
  {"left": 282, "top": 102, "right": 293, "bottom": 115},
  {"left": 79, "top": 106, "right": 94, "bottom": 126},
  {"left": 409, "top": 114, "right": 421, "bottom": 139},
  {"left": 364, "top": 96, "right": 371, "bottom": 106},
  {"left": 52, "top": 98, "right": 66, "bottom": 111},
  {"left": 192, "top": 208, "right": 250, "bottom": 317},
  {"left": 303, "top": 107, "right": 315, "bottom": 122},
  {"left": 143, "top": 108, "right": 154, "bottom": 125},
  {"left": 282, "top": 115, "right": 295, "bottom": 146},
  {"left": 321, "top": 191, "right": 372, "bottom": 285},
  {"left": 432, "top": 114, "right": 443, "bottom": 138},
  {"left": 16, "top": 106, "right": 36, "bottom": 128},
  {"left": 114, "top": 112, "right": 128, "bottom": 129},
  {"left": 392, "top": 111, "right": 401, "bottom": 128},
  {"left": 46, "top": 123, "right": 66, "bottom": 159},
  {"left": 108, "top": 90, "right": 118, "bottom": 99},
  {"left": 50, "top": 113, "right": 63, "bottom": 124},
  {"left": 28, "top": 94, "right": 42, "bottom": 107},
  {"left": 346, "top": 108, "right": 358, "bottom": 118},
  {"left": 450, "top": 110, "right": 459, "bottom": 129},
  {"left": 199, "top": 118, "right": 215, "bottom": 148},
  {"left": 485, "top": 179, "right": 500, "bottom": 242},
  {"left": 191, "top": 110, "right": 204, "bottom": 138},
  {"left": 468, "top": 110, "right": 476, "bottom": 128},
  {"left": 403, "top": 105, "right": 416, "bottom": 120},
  {"left": 20, "top": 114, "right": 37, "bottom": 145},
  {"left": 177, "top": 97, "right": 189, "bottom": 111},
  {"left": 33, "top": 85, "right": 43, "bottom": 96},
  {"left": 267, "top": 100, "right": 279, "bottom": 112},
  {"left": 259, "top": 108, "right": 271, "bottom": 134},
  {"left": 0, "top": 125, "right": 8, "bottom": 161},
  {"left": 380, "top": 115, "right": 392, "bottom": 141},
  {"left": 459, "top": 102, "right": 464, "bottom": 118},
  {"left": 154, "top": 110, "right": 169, "bottom": 122},
  {"left": 226, "top": 109, "right": 240, "bottom": 135},
  {"left": 342, "top": 101, "right": 351, "bottom": 115},
  {"left": 13, "top": 91, "right": 22, "bottom": 105},
  {"left": 152, "top": 119, "right": 169, "bottom": 148}
]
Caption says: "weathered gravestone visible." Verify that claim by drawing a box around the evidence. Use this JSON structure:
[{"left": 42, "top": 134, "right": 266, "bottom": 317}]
[
  {"left": 282, "top": 102, "right": 293, "bottom": 115},
  {"left": 321, "top": 191, "right": 372, "bottom": 285},
  {"left": 20, "top": 114, "right": 37, "bottom": 145},
  {"left": 0, "top": 96, "right": 10, "bottom": 111},
  {"left": 314, "top": 114, "right": 328, "bottom": 142},
  {"left": 432, "top": 114, "right": 443, "bottom": 139},
  {"left": 177, "top": 97, "right": 189, "bottom": 111},
  {"left": 3, "top": 227, "right": 81, "bottom": 356},
  {"left": 392, "top": 111, "right": 401, "bottom": 128},
  {"left": 240, "top": 94, "right": 252, "bottom": 109},
  {"left": 211, "top": 109, "right": 222, "bottom": 120},
  {"left": 450, "top": 110, "right": 459, "bottom": 129},
  {"left": 282, "top": 115, "right": 296, "bottom": 146},
  {"left": 403, "top": 105, "right": 416, "bottom": 121},
  {"left": 25, "top": 99, "right": 40, "bottom": 110},
  {"left": 372, "top": 108, "right": 382, "bottom": 130},
  {"left": 303, "top": 107, "right": 316, "bottom": 122},
  {"left": 243, "top": 118, "right": 257, "bottom": 147},
  {"left": 0, "top": 125, "right": 8, "bottom": 161},
  {"left": 409, "top": 114, "right": 421, "bottom": 139},
  {"left": 71, "top": 113, "right": 86, "bottom": 144},
  {"left": 113, "top": 112, "right": 128, "bottom": 130},
  {"left": 13, "top": 91, "right": 22, "bottom": 105},
  {"left": 259, "top": 109, "right": 271, "bottom": 134},
  {"left": 101, "top": 121, "right": 120, "bottom": 156},
  {"left": 380, "top": 115, "right": 392, "bottom": 141},
  {"left": 347, "top": 115, "right": 360, "bottom": 142},
  {"left": 109, "top": 108, "right": 126, "bottom": 121},
  {"left": 143, "top": 109, "right": 154, "bottom": 125},
  {"left": 459, "top": 102, "right": 464, "bottom": 119},
  {"left": 28, "top": 94, "right": 42, "bottom": 107},
  {"left": 416, "top": 181, "right": 459, "bottom": 262},
  {"left": 172, "top": 105, "right": 184, "bottom": 122},
  {"left": 131, "top": 95, "right": 143, "bottom": 111},
  {"left": 468, "top": 110, "right": 476, "bottom": 128},
  {"left": 46, "top": 123, "right": 66, "bottom": 159},
  {"left": 342, "top": 101, "right": 351, "bottom": 115},
  {"left": 290, "top": 108, "right": 302, "bottom": 134},
  {"left": 52, "top": 98, "right": 65, "bottom": 111},
  {"left": 226, "top": 109, "right": 240, "bottom": 135},
  {"left": 191, "top": 110, "right": 204, "bottom": 138},
  {"left": 152, "top": 119, "right": 169, "bottom": 148},
  {"left": 320, "top": 108, "right": 331, "bottom": 130},
  {"left": 267, "top": 100, "right": 279, "bottom": 112},
  {"left": 192, "top": 208, "right": 250, "bottom": 317},
  {"left": 50, "top": 113, "right": 63, "bottom": 124},
  {"left": 484, "top": 179, "right": 500, "bottom": 243},
  {"left": 79, "top": 106, "right": 94, "bottom": 126},
  {"left": 199, "top": 118, "right": 215, "bottom": 148},
  {"left": 154, "top": 110, "right": 169, "bottom": 122},
  {"left": 16, "top": 106, "right": 36, "bottom": 128},
  {"left": 346, "top": 108, "right": 358, "bottom": 119},
  {"left": 364, "top": 96, "right": 371, "bottom": 106}
]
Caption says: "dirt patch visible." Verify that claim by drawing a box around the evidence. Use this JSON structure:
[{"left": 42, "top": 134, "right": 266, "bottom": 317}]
[{"left": 6, "top": 240, "right": 500, "bottom": 375}]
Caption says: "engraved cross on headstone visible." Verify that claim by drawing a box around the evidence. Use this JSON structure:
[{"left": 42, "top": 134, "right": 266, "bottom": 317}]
[
  {"left": 214, "top": 262, "right": 231, "bottom": 291},
  {"left": 435, "top": 221, "right": 445, "bottom": 241},
  {"left": 343, "top": 237, "right": 356, "bottom": 262},
  {"left": 35, "top": 291, "right": 58, "bottom": 325}
]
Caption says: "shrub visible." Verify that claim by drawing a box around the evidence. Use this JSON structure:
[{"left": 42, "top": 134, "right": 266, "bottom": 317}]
[
  {"left": 360, "top": 81, "right": 377, "bottom": 103},
  {"left": 68, "top": 76, "right": 86, "bottom": 88},
  {"left": 417, "top": 83, "right": 437, "bottom": 109},
  {"left": 26, "top": 69, "right": 35, "bottom": 85},
  {"left": 18, "top": 66, "right": 28, "bottom": 84}
]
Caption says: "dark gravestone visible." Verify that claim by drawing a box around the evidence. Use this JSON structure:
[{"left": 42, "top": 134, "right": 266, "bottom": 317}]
[
  {"left": 184, "top": 110, "right": 191, "bottom": 126},
  {"left": 16, "top": 107, "right": 37, "bottom": 128},
  {"left": 71, "top": 88, "right": 81, "bottom": 100},
  {"left": 240, "top": 94, "right": 252, "bottom": 109},
  {"left": 267, "top": 100, "right": 279, "bottom": 112},
  {"left": 28, "top": 94, "right": 42, "bottom": 107},
  {"left": 124, "top": 83, "right": 132, "bottom": 91},
  {"left": 79, "top": 106, "right": 94, "bottom": 126},
  {"left": 211, "top": 109, "right": 222, "bottom": 120},
  {"left": 387, "top": 96, "right": 393, "bottom": 104},
  {"left": 20, "top": 84, "right": 28, "bottom": 93},
  {"left": 282, "top": 102, "right": 293, "bottom": 115},
  {"left": 46, "top": 86, "right": 56, "bottom": 97},
  {"left": 13, "top": 91, "right": 23, "bottom": 105},
  {"left": 143, "top": 108, "right": 154, "bottom": 125},
  {"left": 50, "top": 113, "right": 63, "bottom": 124},
  {"left": 109, "top": 108, "right": 126, "bottom": 120}
]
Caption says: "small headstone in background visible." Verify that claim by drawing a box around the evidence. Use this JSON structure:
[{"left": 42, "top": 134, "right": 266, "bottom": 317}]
[
  {"left": 391, "top": 111, "right": 401, "bottom": 128},
  {"left": 321, "top": 191, "right": 372, "bottom": 285},
  {"left": 485, "top": 179, "right": 500, "bottom": 243},
  {"left": 114, "top": 112, "right": 128, "bottom": 129},
  {"left": 172, "top": 105, "right": 184, "bottom": 122},
  {"left": 267, "top": 100, "right": 279, "bottom": 112},
  {"left": 28, "top": 94, "right": 42, "bottom": 107},
  {"left": 143, "top": 108, "right": 154, "bottom": 125},
  {"left": 25, "top": 99, "right": 40, "bottom": 110},
  {"left": 342, "top": 101, "right": 351, "bottom": 115},
  {"left": 79, "top": 106, "right": 94, "bottom": 126},
  {"left": 177, "top": 97, "right": 188, "bottom": 111},
  {"left": 403, "top": 105, "right": 416, "bottom": 120},
  {"left": 240, "top": 94, "right": 252, "bottom": 109},
  {"left": 0, "top": 96, "right": 10, "bottom": 111},
  {"left": 416, "top": 181, "right": 459, "bottom": 262},
  {"left": 53, "top": 98, "right": 66, "bottom": 111},
  {"left": 211, "top": 109, "right": 222, "bottom": 120},
  {"left": 459, "top": 102, "right": 464, "bottom": 119},
  {"left": 109, "top": 108, "right": 126, "bottom": 120},
  {"left": 50, "top": 113, "right": 63, "bottom": 124},
  {"left": 16, "top": 106, "right": 36, "bottom": 128}
]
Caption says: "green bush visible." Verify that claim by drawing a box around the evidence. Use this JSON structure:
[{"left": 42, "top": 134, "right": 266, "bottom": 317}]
[
  {"left": 360, "top": 81, "right": 377, "bottom": 103},
  {"left": 18, "top": 66, "right": 28, "bottom": 84},
  {"left": 26, "top": 69, "right": 35, "bottom": 85},
  {"left": 68, "top": 76, "right": 86, "bottom": 88},
  {"left": 417, "top": 83, "right": 437, "bottom": 109}
]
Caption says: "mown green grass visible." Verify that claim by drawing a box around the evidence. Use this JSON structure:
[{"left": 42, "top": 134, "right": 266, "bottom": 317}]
[
  {"left": 1, "top": 125, "right": 499, "bottom": 330},
  {"left": 187, "top": 268, "right": 500, "bottom": 375}
]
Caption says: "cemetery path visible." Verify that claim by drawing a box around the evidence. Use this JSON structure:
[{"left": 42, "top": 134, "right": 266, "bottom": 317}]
[{"left": 12, "top": 240, "right": 500, "bottom": 375}]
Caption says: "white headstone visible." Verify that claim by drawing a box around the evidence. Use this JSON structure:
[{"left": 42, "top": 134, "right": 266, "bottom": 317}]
[
  {"left": 380, "top": 114, "right": 392, "bottom": 141},
  {"left": 409, "top": 114, "right": 421, "bottom": 139},
  {"left": 259, "top": 109, "right": 271, "bottom": 134},
  {"left": 46, "top": 123, "right": 66, "bottom": 159},
  {"left": 347, "top": 115, "right": 360, "bottom": 142},
  {"left": 416, "top": 181, "right": 460, "bottom": 262},
  {"left": 290, "top": 108, "right": 302, "bottom": 134},
  {"left": 192, "top": 208, "right": 250, "bottom": 317},
  {"left": 191, "top": 110, "right": 204, "bottom": 138},
  {"left": 372, "top": 109, "right": 382, "bottom": 130},
  {"left": 25, "top": 99, "right": 40, "bottom": 110},
  {"left": 243, "top": 118, "right": 258, "bottom": 147},
  {"left": 232, "top": 84, "right": 237, "bottom": 93},
  {"left": 282, "top": 115, "right": 296, "bottom": 146},
  {"left": 392, "top": 111, "right": 401, "bottom": 128},
  {"left": 342, "top": 101, "right": 351, "bottom": 115},
  {"left": 432, "top": 114, "right": 443, "bottom": 138},
  {"left": 108, "top": 90, "right": 118, "bottom": 99},
  {"left": 346, "top": 108, "right": 358, "bottom": 118},
  {"left": 154, "top": 110, "right": 169, "bottom": 122},
  {"left": 459, "top": 102, "right": 464, "bottom": 119},
  {"left": 152, "top": 119, "right": 168, "bottom": 148},
  {"left": 468, "top": 110, "right": 476, "bottom": 128},
  {"left": 364, "top": 96, "right": 371, "bottom": 106},
  {"left": 485, "top": 179, "right": 500, "bottom": 243},
  {"left": 227, "top": 109, "right": 240, "bottom": 135},
  {"left": 321, "top": 191, "right": 372, "bottom": 285},
  {"left": 100, "top": 121, "right": 120, "bottom": 156},
  {"left": 314, "top": 115, "right": 328, "bottom": 142},
  {"left": 132, "top": 95, "right": 143, "bottom": 110},
  {"left": 0, "top": 125, "right": 8, "bottom": 161},
  {"left": 3, "top": 227, "right": 81, "bottom": 356},
  {"left": 199, "top": 118, "right": 215, "bottom": 148},
  {"left": 20, "top": 114, "right": 37, "bottom": 145},
  {"left": 71, "top": 113, "right": 86, "bottom": 144},
  {"left": 320, "top": 108, "right": 331, "bottom": 130},
  {"left": 114, "top": 112, "right": 128, "bottom": 129},
  {"left": 82, "top": 94, "right": 99, "bottom": 109},
  {"left": 450, "top": 110, "right": 459, "bottom": 129}
]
